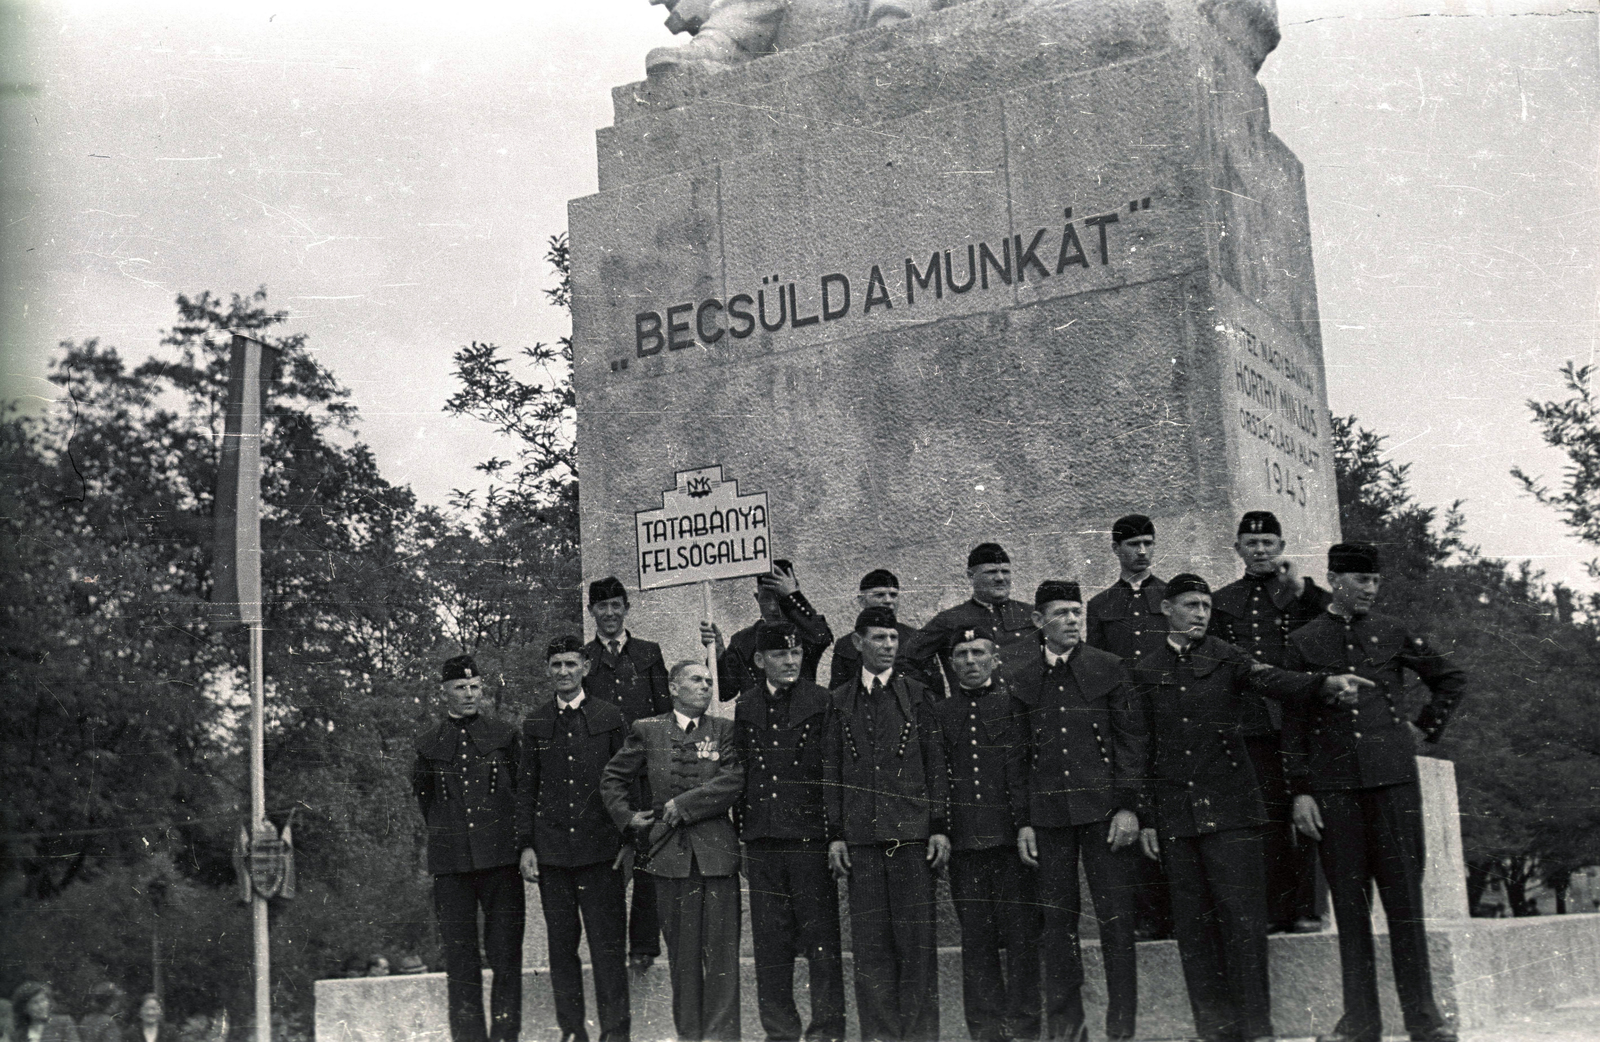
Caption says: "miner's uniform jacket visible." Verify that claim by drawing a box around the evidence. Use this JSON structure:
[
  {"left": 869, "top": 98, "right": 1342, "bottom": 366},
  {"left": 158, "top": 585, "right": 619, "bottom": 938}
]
[
  {"left": 734, "top": 679, "right": 833, "bottom": 841},
  {"left": 1207, "top": 574, "right": 1332, "bottom": 733},
  {"left": 1281, "top": 610, "right": 1467, "bottom": 794},
  {"left": 926, "top": 677, "right": 1024, "bottom": 851},
  {"left": 413, "top": 713, "right": 521, "bottom": 874},
  {"left": 908, "top": 597, "right": 1039, "bottom": 696},
  {"left": 1086, "top": 576, "right": 1167, "bottom": 668},
  {"left": 719, "top": 590, "right": 835, "bottom": 697},
  {"left": 1004, "top": 642, "right": 1147, "bottom": 829},
  {"left": 824, "top": 672, "right": 950, "bottom": 843},
  {"left": 600, "top": 713, "right": 745, "bottom": 879},
  {"left": 515, "top": 695, "right": 627, "bottom": 868},
  {"left": 1130, "top": 638, "right": 1326, "bottom": 838},
  {"left": 582, "top": 632, "right": 672, "bottom": 725}
]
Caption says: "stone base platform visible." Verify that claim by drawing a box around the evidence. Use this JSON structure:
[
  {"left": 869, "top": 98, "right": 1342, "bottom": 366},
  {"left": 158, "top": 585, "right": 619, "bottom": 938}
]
[{"left": 314, "top": 914, "right": 1600, "bottom": 1041}]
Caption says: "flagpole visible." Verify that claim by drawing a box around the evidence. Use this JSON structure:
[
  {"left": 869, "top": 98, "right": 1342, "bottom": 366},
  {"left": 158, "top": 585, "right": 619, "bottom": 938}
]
[{"left": 250, "top": 618, "right": 269, "bottom": 1042}]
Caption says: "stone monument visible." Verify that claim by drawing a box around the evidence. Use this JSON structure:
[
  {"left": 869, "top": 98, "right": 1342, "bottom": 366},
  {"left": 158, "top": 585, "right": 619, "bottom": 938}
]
[
  {"left": 313, "top": 5, "right": 1600, "bottom": 1038},
  {"left": 571, "top": 0, "right": 1340, "bottom": 662}
]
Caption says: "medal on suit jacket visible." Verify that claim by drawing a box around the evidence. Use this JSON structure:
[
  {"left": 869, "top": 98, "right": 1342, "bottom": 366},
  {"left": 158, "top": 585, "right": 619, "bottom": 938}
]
[{"left": 696, "top": 735, "right": 720, "bottom": 760}]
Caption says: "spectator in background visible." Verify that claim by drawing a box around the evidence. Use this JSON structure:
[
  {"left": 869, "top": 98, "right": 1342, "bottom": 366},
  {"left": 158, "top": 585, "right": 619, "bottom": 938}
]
[
  {"left": 10, "top": 982, "right": 80, "bottom": 1042},
  {"left": 77, "top": 984, "right": 125, "bottom": 1042},
  {"left": 365, "top": 955, "right": 391, "bottom": 977},
  {"left": 396, "top": 954, "right": 429, "bottom": 975},
  {"left": 122, "top": 995, "right": 169, "bottom": 1042},
  {"left": 340, "top": 956, "right": 367, "bottom": 979}
]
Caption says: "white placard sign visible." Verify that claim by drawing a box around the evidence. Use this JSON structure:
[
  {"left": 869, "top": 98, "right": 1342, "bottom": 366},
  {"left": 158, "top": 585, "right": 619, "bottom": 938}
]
[{"left": 635, "top": 466, "right": 772, "bottom": 591}]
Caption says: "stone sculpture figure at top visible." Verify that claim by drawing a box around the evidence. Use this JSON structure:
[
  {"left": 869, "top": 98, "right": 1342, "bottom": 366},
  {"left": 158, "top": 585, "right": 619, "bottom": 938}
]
[
  {"left": 644, "top": 0, "right": 951, "bottom": 75},
  {"left": 642, "top": 0, "right": 1282, "bottom": 78}
]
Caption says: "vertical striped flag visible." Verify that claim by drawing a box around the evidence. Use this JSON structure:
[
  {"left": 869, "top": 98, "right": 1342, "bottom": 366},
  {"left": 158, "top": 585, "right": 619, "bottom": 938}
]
[{"left": 212, "top": 333, "right": 273, "bottom": 625}]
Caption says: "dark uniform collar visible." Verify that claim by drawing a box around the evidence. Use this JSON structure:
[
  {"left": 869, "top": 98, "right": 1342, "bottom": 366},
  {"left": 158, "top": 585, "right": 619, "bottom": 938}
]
[
  {"left": 1118, "top": 573, "right": 1154, "bottom": 591},
  {"left": 419, "top": 712, "right": 510, "bottom": 758},
  {"left": 1042, "top": 642, "right": 1079, "bottom": 669},
  {"left": 958, "top": 679, "right": 996, "bottom": 700},
  {"left": 1157, "top": 635, "right": 1223, "bottom": 677}
]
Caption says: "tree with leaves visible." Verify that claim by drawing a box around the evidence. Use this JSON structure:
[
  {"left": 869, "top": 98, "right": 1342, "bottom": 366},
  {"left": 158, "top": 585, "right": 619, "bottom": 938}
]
[
  {"left": 433, "top": 233, "right": 582, "bottom": 691},
  {"left": 2, "top": 289, "right": 449, "bottom": 1032},
  {"left": 1514, "top": 360, "right": 1600, "bottom": 592}
]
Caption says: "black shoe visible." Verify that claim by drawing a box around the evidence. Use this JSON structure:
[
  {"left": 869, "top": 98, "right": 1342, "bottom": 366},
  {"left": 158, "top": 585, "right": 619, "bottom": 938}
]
[
  {"left": 1316, "top": 1031, "right": 1378, "bottom": 1042},
  {"left": 1409, "top": 1029, "right": 1459, "bottom": 1042},
  {"left": 627, "top": 952, "right": 654, "bottom": 973},
  {"left": 1292, "top": 916, "right": 1325, "bottom": 933}
]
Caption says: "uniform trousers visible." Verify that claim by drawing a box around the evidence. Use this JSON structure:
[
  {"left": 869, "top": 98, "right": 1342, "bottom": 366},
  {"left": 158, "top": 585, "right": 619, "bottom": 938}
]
[
  {"left": 1034, "top": 824, "right": 1138, "bottom": 1041},
  {"left": 656, "top": 859, "right": 742, "bottom": 1041},
  {"left": 845, "top": 841, "right": 940, "bottom": 1042},
  {"left": 629, "top": 866, "right": 662, "bottom": 958},
  {"left": 1161, "top": 826, "right": 1272, "bottom": 1041},
  {"left": 433, "top": 864, "right": 526, "bottom": 1042},
  {"left": 1132, "top": 849, "right": 1173, "bottom": 938},
  {"left": 948, "top": 845, "right": 1042, "bottom": 1042},
  {"left": 745, "top": 839, "right": 846, "bottom": 1042},
  {"left": 1245, "top": 734, "right": 1319, "bottom": 929},
  {"left": 1316, "top": 781, "right": 1448, "bottom": 1040},
  {"left": 538, "top": 859, "right": 631, "bottom": 1042}
]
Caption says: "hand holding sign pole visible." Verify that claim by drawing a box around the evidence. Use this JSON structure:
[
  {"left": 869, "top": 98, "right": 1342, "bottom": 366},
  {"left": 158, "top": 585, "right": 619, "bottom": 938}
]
[
  {"left": 702, "top": 579, "right": 719, "bottom": 704},
  {"left": 637, "top": 465, "right": 772, "bottom": 705}
]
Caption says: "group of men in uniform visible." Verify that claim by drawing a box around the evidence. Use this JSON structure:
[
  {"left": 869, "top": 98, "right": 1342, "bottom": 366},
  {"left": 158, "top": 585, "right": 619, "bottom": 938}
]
[{"left": 411, "top": 510, "right": 1467, "bottom": 1042}]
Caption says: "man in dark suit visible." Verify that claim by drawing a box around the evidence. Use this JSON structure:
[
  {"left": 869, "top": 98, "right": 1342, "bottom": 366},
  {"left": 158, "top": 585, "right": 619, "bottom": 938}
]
[
  {"left": 1207, "top": 511, "right": 1331, "bottom": 934},
  {"left": 602, "top": 660, "right": 746, "bottom": 1042},
  {"left": 1134, "top": 575, "right": 1372, "bottom": 1042},
  {"left": 705, "top": 560, "right": 834, "bottom": 698},
  {"left": 1086, "top": 514, "right": 1166, "bottom": 666},
  {"left": 1006, "top": 581, "right": 1145, "bottom": 1042},
  {"left": 906, "top": 542, "right": 1037, "bottom": 696},
  {"left": 519, "top": 635, "right": 631, "bottom": 1042},
  {"left": 926, "top": 623, "right": 1039, "bottom": 1042},
  {"left": 824, "top": 606, "right": 950, "bottom": 1042},
  {"left": 582, "top": 575, "right": 672, "bottom": 971},
  {"left": 736, "top": 622, "right": 846, "bottom": 1042},
  {"left": 1285, "top": 543, "right": 1467, "bottom": 1042},
  {"left": 1085, "top": 514, "right": 1171, "bottom": 940},
  {"left": 828, "top": 569, "right": 921, "bottom": 690},
  {"left": 412, "top": 655, "right": 524, "bottom": 1042}
]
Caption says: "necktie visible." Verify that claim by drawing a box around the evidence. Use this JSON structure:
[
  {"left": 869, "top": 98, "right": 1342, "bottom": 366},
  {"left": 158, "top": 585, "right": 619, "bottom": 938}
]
[
  {"left": 685, "top": 718, "right": 696, "bottom": 736},
  {"left": 608, "top": 640, "right": 620, "bottom": 657},
  {"left": 865, "top": 678, "right": 883, "bottom": 740}
]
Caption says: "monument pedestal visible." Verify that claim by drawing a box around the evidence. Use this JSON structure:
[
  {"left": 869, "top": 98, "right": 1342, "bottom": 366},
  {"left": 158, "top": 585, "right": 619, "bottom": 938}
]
[{"left": 572, "top": 0, "right": 1339, "bottom": 662}]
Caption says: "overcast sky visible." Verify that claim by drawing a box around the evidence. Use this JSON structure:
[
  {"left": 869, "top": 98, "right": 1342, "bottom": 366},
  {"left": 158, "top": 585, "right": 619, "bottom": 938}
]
[{"left": 3, "top": 0, "right": 1596, "bottom": 591}]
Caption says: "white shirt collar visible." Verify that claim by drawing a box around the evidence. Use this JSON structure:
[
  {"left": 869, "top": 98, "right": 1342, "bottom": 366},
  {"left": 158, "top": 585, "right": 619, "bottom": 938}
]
[
  {"left": 861, "top": 666, "right": 894, "bottom": 690},
  {"left": 1167, "top": 636, "right": 1191, "bottom": 655},
  {"left": 1121, "top": 572, "right": 1152, "bottom": 590},
  {"left": 600, "top": 630, "right": 628, "bottom": 651},
  {"left": 673, "top": 709, "right": 703, "bottom": 732},
  {"left": 1044, "top": 644, "right": 1075, "bottom": 668},
  {"left": 556, "top": 691, "right": 586, "bottom": 711}
]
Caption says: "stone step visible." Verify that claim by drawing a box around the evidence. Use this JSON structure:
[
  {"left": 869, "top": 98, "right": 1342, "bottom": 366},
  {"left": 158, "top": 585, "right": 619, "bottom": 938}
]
[{"left": 315, "top": 914, "right": 1600, "bottom": 1041}]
